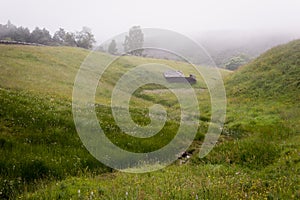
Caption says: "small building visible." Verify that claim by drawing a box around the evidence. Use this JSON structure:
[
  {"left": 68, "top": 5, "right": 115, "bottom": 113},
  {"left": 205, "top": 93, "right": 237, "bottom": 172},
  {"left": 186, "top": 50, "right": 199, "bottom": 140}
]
[{"left": 163, "top": 70, "right": 197, "bottom": 84}]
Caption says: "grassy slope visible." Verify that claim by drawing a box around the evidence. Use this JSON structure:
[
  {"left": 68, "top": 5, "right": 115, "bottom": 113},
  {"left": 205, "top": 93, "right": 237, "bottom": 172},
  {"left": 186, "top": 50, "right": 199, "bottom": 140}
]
[
  {"left": 226, "top": 39, "right": 300, "bottom": 101},
  {"left": 0, "top": 44, "right": 230, "bottom": 199},
  {"left": 0, "top": 45, "right": 89, "bottom": 99},
  {"left": 224, "top": 40, "right": 300, "bottom": 136},
  {"left": 0, "top": 43, "right": 299, "bottom": 199},
  {"left": 0, "top": 44, "right": 230, "bottom": 102}
]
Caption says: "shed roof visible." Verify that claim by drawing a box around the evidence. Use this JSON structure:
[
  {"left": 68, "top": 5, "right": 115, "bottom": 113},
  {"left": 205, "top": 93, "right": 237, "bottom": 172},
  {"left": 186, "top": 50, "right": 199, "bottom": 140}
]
[{"left": 163, "top": 70, "right": 184, "bottom": 78}]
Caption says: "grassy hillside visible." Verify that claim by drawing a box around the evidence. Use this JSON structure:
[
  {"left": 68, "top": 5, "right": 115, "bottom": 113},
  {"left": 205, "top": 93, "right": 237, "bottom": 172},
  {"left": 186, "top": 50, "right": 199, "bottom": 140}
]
[
  {"left": 0, "top": 43, "right": 299, "bottom": 199},
  {"left": 0, "top": 44, "right": 230, "bottom": 102},
  {"left": 226, "top": 39, "right": 300, "bottom": 101},
  {"left": 223, "top": 39, "right": 300, "bottom": 137},
  {"left": 0, "top": 44, "right": 230, "bottom": 199},
  {"left": 0, "top": 45, "right": 89, "bottom": 99}
]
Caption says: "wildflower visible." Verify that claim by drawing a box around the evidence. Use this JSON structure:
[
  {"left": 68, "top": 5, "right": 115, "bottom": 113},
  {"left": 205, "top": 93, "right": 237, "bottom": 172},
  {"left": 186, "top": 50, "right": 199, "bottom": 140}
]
[{"left": 90, "top": 191, "right": 94, "bottom": 199}]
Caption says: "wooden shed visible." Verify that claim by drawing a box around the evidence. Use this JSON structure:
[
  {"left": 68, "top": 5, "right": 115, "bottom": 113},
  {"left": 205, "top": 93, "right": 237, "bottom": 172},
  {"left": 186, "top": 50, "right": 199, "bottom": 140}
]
[{"left": 163, "top": 70, "right": 196, "bottom": 84}]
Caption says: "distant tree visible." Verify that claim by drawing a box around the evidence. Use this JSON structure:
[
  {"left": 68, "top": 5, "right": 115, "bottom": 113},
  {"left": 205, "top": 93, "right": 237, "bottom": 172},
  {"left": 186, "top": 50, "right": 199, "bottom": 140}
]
[
  {"left": 53, "top": 28, "right": 66, "bottom": 45},
  {"left": 29, "top": 27, "right": 52, "bottom": 45},
  {"left": 64, "top": 32, "right": 77, "bottom": 47},
  {"left": 225, "top": 54, "right": 251, "bottom": 70},
  {"left": 75, "top": 27, "right": 96, "bottom": 49},
  {"left": 123, "top": 26, "right": 144, "bottom": 56},
  {"left": 53, "top": 28, "right": 79, "bottom": 47},
  {"left": 0, "top": 20, "right": 17, "bottom": 41},
  {"left": 107, "top": 39, "right": 118, "bottom": 54},
  {"left": 13, "top": 27, "right": 31, "bottom": 42}
]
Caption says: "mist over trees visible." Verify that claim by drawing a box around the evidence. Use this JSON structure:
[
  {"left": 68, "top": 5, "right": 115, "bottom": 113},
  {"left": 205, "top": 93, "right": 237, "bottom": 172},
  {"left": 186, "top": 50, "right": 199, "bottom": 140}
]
[
  {"left": 75, "top": 27, "right": 96, "bottom": 49},
  {"left": 108, "top": 39, "right": 117, "bottom": 54},
  {"left": 123, "top": 26, "right": 144, "bottom": 56},
  {"left": 2, "top": 21, "right": 297, "bottom": 70},
  {"left": 196, "top": 30, "right": 300, "bottom": 69},
  {"left": 30, "top": 27, "right": 52, "bottom": 45},
  {"left": 224, "top": 54, "right": 251, "bottom": 70},
  {"left": 0, "top": 21, "right": 95, "bottom": 49}
]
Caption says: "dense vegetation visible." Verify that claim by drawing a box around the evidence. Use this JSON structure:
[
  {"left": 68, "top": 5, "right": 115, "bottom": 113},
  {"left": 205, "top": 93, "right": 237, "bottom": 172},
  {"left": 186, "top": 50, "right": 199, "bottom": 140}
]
[
  {"left": 224, "top": 54, "right": 251, "bottom": 70},
  {"left": 0, "top": 21, "right": 95, "bottom": 49},
  {"left": 0, "top": 39, "right": 299, "bottom": 199}
]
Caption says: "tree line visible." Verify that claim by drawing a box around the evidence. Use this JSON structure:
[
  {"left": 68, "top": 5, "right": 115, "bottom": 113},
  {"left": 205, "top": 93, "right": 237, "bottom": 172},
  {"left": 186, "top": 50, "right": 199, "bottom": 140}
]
[
  {"left": 0, "top": 21, "right": 144, "bottom": 54},
  {"left": 0, "top": 21, "right": 95, "bottom": 49}
]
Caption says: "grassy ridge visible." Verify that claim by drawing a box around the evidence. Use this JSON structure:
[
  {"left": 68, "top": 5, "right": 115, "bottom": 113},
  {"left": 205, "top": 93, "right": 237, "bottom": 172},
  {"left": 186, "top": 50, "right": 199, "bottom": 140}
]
[{"left": 226, "top": 39, "right": 300, "bottom": 101}]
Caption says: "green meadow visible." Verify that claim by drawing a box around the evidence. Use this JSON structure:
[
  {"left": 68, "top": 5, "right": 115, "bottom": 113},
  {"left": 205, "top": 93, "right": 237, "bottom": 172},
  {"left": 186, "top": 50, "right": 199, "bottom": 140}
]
[{"left": 0, "top": 40, "right": 299, "bottom": 199}]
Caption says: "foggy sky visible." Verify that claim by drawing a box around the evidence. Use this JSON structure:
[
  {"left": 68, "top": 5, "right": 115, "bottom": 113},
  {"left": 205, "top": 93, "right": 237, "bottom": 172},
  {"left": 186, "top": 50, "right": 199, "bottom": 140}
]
[{"left": 1, "top": 0, "right": 300, "bottom": 42}]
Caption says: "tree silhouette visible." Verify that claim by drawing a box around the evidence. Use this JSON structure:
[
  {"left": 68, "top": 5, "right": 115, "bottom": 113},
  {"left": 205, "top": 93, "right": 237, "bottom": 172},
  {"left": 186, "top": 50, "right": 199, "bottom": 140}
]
[
  {"left": 108, "top": 39, "right": 118, "bottom": 54},
  {"left": 123, "top": 26, "right": 144, "bottom": 56}
]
